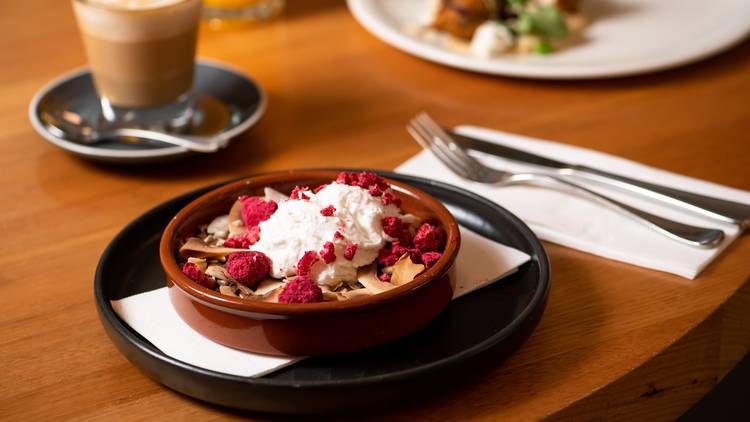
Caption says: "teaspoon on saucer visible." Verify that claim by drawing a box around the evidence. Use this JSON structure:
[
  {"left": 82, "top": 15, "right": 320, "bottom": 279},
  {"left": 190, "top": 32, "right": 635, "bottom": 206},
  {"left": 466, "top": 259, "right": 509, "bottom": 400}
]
[{"left": 42, "top": 110, "right": 223, "bottom": 153}]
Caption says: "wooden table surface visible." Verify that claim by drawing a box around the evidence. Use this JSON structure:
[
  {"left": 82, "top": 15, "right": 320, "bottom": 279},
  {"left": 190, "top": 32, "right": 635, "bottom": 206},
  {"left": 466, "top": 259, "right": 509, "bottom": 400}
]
[{"left": 2, "top": 1, "right": 749, "bottom": 420}]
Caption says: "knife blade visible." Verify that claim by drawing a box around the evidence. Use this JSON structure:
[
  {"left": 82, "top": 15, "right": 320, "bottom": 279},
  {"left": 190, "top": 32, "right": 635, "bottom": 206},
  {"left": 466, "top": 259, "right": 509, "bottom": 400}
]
[
  {"left": 449, "top": 131, "right": 570, "bottom": 169},
  {"left": 449, "top": 129, "right": 750, "bottom": 229}
]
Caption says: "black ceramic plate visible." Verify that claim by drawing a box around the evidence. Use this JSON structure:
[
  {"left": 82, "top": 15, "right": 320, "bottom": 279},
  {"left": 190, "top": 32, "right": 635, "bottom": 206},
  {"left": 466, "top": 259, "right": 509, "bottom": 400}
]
[{"left": 94, "top": 170, "right": 550, "bottom": 414}]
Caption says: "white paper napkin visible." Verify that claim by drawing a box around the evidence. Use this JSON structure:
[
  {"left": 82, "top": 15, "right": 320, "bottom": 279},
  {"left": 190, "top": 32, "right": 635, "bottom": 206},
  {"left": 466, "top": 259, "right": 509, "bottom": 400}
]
[
  {"left": 111, "top": 226, "right": 530, "bottom": 377},
  {"left": 398, "top": 125, "right": 750, "bottom": 279}
]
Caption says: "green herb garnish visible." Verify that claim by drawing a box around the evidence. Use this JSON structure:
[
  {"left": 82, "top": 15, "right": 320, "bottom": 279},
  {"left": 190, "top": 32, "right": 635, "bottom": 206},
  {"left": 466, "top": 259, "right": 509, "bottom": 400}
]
[
  {"left": 534, "top": 40, "right": 554, "bottom": 55},
  {"left": 516, "top": 6, "right": 569, "bottom": 39}
]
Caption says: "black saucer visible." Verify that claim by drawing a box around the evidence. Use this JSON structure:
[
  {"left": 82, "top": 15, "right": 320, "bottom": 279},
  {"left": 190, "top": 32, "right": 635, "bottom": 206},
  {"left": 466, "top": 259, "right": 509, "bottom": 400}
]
[
  {"left": 94, "top": 170, "right": 550, "bottom": 414},
  {"left": 29, "top": 60, "right": 266, "bottom": 164}
]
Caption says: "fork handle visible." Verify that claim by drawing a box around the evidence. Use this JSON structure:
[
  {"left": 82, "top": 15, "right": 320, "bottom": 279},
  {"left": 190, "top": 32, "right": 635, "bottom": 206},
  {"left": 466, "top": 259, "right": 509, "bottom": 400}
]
[{"left": 507, "top": 173, "right": 725, "bottom": 248}]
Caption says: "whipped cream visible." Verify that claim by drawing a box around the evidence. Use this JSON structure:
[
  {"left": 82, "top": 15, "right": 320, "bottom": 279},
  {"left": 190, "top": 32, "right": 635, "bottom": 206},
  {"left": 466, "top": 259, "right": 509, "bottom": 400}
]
[{"left": 251, "top": 183, "right": 402, "bottom": 286}]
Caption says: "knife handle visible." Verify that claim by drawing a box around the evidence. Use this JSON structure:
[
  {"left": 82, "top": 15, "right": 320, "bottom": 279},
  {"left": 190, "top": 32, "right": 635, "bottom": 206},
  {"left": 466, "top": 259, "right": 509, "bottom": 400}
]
[{"left": 569, "top": 165, "right": 750, "bottom": 230}]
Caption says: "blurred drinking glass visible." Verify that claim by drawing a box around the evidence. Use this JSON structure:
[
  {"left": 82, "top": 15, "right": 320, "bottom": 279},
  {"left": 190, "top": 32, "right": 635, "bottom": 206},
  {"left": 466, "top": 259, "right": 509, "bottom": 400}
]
[{"left": 72, "top": 0, "right": 202, "bottom": 131}]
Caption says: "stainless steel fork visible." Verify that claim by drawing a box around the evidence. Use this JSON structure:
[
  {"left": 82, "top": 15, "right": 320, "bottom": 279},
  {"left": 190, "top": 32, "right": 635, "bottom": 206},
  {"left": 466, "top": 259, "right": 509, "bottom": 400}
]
[{"left": 406, "top": 112, "right": 724, "bottom": 249}]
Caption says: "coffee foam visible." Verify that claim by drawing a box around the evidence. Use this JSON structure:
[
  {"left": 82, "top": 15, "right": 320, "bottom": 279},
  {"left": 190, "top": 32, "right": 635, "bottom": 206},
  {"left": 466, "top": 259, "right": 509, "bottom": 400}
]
[{"left": 73, "top": 0, "right": 201, "bottom": 42}]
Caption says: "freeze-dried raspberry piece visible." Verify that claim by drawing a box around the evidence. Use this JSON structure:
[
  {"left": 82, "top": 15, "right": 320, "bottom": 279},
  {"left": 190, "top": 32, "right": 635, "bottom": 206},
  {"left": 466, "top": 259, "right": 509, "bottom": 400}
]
[
  {"left": 368, "top": 185, "right": 383, "bottom": 197},
  {"left": 182, "top": 263, "right": 214, "bottom": 289},
  {"left": 335, "top": 171, "right": 389, "bottom": 191},
  {"left": 381, "top": 191, "right": 402, "bottom": 208},
  {"left": 421, "top": 252, "right": 442, "bottom": 269},
  {"left": 239, "top": 196, "right": 277, "bottom": 228},
  {"left": 289, "top": 186, "right": 311, "bottom": 200},
  {"left": 382, "top": 216, "right": 409, "bottom": 242},
  {"left": 334, "top": 231, "right": 344, "bottom": 240},
  {"left": 405, "top": 247, "right": 423, "bottom": 263},
  {"left": 313, "top": 184, "right": 328, "bottom": 193},
  {"left": 413, "top": 223, "right": 446, "bottom": 253},
  {"left": 391, "top": 242, "right": 409, "bottom": 258},
  {"left": 377, "top": 242, "right": 418, "bottom": 267},
  {"left": 344, "top": 244, "right": 358, "bottom": 260},
  {"left": 320, "top": 205, "right": 336, "bottom": 217},
  {"left": 335, "top": 172, "right": 353, "bottom": 185},
  {"left": 401, "top": 243, "right": 423, "bottom": 263},
  {"left": 378, "top": 246, "right": 400, "bottom": 267},
  {"left": 320, "top": 241, "right": 336, "bottom": 264},
  {"left": 296, "top": 251, "right": 320, "bottom": 276},
  {"left": 223, "top": 226, "right": 261, "bottom": 248},
  {"left": 378, "top": 273, "right": 391, "bottom": 282},
  {"left": 278, "top": 276, "right": 323, "bottom": 304},
  {"left": 356, "top": 172, "right": 388, "bottom": 190},
  {"left": 226, "top": 251, "right": 271, "bottom": 287}
]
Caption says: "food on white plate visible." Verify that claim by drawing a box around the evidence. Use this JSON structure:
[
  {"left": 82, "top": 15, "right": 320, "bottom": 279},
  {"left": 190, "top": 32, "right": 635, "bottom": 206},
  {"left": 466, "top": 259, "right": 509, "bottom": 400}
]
[{"left": 426, "top": 0, "right": 586, "bottom": 56}]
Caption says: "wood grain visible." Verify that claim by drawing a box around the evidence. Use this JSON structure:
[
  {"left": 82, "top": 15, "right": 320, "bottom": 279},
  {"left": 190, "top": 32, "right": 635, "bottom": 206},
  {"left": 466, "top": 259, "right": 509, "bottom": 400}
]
[{"left": 2, "top": 1, "right": 749, "bottom": 420}]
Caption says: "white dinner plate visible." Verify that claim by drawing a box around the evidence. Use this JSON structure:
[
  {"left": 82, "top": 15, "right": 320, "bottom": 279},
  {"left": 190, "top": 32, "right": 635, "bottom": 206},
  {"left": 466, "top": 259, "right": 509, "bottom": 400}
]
[{"left": 347, "top": 0, "right": 750, "bottom": 79}]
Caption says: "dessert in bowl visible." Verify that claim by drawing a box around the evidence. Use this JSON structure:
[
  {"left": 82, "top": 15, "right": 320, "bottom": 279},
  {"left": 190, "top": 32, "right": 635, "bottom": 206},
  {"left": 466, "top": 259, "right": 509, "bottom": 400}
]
[{"left": 160, "top": 170, "right": 460, "bottom": 356}]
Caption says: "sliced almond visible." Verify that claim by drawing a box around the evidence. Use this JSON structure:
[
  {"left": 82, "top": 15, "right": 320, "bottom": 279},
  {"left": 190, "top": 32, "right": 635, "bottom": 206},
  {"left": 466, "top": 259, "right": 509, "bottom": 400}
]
[
  {"left": 205, "top": 265, "right": 232, "bottom": 281},
  {"left": 219, "top": 285, "right": 237, "bottom": 297},
  {"left": 179, "top": 237, "right": 246, "bottom": 259},
  {"left": 391, "top": 254, "right": 425, "bottom": 286},
  {"left": 356, "top": 264, "right": 396, "bottom": 294},
  {"left": 235, "top": 282, "right": 253, "bottom": 297},
  {"left": 227, "top": 198, "right": 246, "bottom": 236},
  {"left": 187, "top": 257, "right": 207, "bottom": 272}
]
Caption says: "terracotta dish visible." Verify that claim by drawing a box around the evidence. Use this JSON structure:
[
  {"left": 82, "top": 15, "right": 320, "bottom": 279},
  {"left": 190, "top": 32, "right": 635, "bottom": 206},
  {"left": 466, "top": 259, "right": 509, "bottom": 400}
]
[{"left": 159, "top": 170, "right": 460, "bottom": 356}]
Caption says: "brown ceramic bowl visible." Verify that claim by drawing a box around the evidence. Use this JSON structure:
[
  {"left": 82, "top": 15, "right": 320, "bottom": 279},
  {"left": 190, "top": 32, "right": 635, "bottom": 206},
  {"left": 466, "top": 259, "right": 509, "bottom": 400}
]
[{"left": 159, "top": 170, "right": 460, "bottom": 356}]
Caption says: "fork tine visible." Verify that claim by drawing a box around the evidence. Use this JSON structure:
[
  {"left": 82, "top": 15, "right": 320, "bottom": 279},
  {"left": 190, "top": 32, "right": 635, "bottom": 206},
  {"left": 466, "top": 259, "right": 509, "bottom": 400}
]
[
  {"left": 409, "top": 118, "right": 479, "bottom": 178},
  {"left": 409, "top": 118, "right": 483, "bottom": 180},
  {"left": 415, "top": 113, "right": 482, "bottom": 167},
  {"left": 413, "top": 113, "right": 485, "bottom": 179},
  {"left": 407, "top": 121, "right": 473, "bottom": 179}
]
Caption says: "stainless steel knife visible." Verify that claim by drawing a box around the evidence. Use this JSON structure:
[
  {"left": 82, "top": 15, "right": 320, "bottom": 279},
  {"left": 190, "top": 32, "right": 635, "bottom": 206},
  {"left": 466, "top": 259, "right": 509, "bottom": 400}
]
[{"left": 450, "top": 130, "right": 750, "bottom": 230}]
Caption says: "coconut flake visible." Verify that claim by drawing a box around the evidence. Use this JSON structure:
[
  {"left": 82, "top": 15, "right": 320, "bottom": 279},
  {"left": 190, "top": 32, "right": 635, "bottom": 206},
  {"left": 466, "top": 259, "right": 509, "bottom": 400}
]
[
  {"left": 356, "top": 264, "right": 396, "bottom": 294},
  {"left": 227, "top": 199, "right": 246, "bottom": 236},
  {"left": 391, "top": 254, "right": 425, "bottom": 286},
  {"left": 254, "top": 278, "right": 285, "bottom": 295},
  {"left": 260, "top": 288, "right": 281, "bottom": 303},
  {"left": 179, "top": 238, "right": 246, "bottom": 259},
  {"left": 340, "top": 289, "right": 373, "bottom": 300},
  {"left": 207, "top": 214, "right": 229, "bottom": 235}
]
